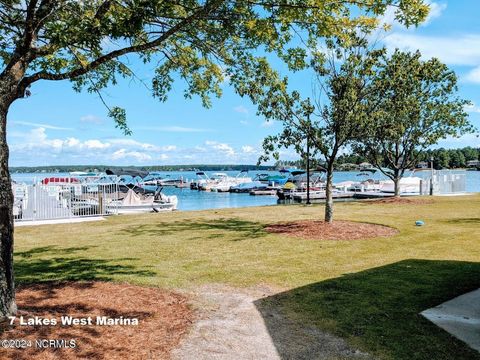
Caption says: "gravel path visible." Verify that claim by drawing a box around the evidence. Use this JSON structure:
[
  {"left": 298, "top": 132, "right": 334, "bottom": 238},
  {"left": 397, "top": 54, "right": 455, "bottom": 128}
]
[{"left": 172, "top": 284, "right": 374, "bottom": 360}]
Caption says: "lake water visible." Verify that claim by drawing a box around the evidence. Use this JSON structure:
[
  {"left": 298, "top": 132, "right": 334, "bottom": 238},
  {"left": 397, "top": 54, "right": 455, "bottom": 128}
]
[{"left": 11, "top": 170, "right": 480, "bottom": 211}]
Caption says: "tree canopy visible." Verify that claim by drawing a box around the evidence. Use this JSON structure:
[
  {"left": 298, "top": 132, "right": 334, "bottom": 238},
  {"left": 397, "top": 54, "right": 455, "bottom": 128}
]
[
  {"left": 354, "top": 50, "right": 474, "bottom": 194},
  {"left": 0, "top": 0, "right": 429, "bottom": 132}
]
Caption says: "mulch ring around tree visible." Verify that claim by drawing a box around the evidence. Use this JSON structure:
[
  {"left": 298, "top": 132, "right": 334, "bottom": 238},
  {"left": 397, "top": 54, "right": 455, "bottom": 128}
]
[
  {"left": 265, "top": 220, "right": 398, "bottom": 240},
  {"left": 0, "top": 281, "right": 194, "bottom": 360},
  {"left": 367, "top": 197, "right": 434, "bottom": 205}
]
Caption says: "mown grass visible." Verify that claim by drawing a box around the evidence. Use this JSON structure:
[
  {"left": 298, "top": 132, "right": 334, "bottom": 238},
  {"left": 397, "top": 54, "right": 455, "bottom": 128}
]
[{"left": 14, "top": 194, "right": 480, "bottom": 359}]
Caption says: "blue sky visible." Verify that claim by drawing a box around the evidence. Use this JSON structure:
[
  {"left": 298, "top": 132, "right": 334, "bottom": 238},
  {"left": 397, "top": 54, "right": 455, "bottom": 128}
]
[{"left": 7, "top": 1, "right": 480, "bottom": 167}]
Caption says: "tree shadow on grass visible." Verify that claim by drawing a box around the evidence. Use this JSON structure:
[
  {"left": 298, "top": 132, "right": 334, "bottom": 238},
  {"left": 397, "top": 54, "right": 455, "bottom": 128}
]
[
  {"left": 255, "top": 259, "right": 480, "bottom": 360},
  {"left": 118, "top": 218, "right": 267, "bottom": 242},
  {"left": 14, "top": 246, "right": 156, "bottom": 284},
  {"left": 443, "top": 218, "right": 480, "bottom": 225}
]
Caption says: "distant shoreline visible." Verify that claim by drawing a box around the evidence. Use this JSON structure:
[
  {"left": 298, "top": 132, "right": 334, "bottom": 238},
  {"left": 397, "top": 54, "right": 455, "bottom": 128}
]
[
  {"left": 9, "top": 165, "right": 275, "bottom": 173},
  {"left": 10, "top": 165, "right": 477, "bottom": 174}
]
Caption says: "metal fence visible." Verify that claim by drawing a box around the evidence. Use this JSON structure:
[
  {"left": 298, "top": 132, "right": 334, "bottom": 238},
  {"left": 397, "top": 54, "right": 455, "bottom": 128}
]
[
  {"left": 433, "top": 170, "right": 466, "bottom": 194},
  {"left": 13, "top": 182, "right": 119, "bottom": 222},
  {"left": 416, "top": 170, "right": 466, "bottom": 195}
]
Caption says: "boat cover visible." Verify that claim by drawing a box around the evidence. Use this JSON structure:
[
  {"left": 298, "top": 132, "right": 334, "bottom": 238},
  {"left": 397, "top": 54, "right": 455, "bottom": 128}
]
[{"left": 122, "top": 189, "right": 154, "bottom": 206}]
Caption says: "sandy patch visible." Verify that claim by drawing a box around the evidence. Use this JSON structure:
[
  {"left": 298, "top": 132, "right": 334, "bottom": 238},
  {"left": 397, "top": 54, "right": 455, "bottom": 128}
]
[
  {"left": 0, "top": 282, "right": 193, "bottom": 360},
  {"left": 265, "top": 220, "right": 397, "bottom": 241}
]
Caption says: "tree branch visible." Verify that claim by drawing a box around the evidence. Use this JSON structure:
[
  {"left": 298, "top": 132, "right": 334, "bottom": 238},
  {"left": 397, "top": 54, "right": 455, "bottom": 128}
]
[{"left": 21, "top": 0, "right": 224, "bottom": 86}]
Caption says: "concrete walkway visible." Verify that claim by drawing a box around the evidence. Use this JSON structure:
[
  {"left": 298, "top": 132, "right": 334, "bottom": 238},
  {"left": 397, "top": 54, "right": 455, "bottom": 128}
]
[
  {"left": 421, "top": 288, "right": 480, "bottom": 352},
  {"left": 15, "top": 216, "right": 105, "bottom": 227}
]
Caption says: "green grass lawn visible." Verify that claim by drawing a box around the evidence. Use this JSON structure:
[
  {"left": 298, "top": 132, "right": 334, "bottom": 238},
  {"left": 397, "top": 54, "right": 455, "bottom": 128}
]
[{"left": 14, "top": 195, "right": 480, "bottom": 360}]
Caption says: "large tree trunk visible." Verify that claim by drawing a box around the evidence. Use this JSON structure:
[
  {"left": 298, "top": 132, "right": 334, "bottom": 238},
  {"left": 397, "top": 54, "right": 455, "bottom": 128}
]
[
  {"left": 0, "top": 96, "right": 16, "bottom": 319},
  {"left": 324, "top": 164, "right": 334, "bottom": 223},
  {"left": 0, "top": 54, "right": 31, "bottom": 320}
]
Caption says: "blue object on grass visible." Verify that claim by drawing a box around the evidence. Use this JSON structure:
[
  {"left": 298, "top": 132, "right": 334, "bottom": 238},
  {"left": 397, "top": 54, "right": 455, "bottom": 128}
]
[{"left": 415, "top": 220, "right": 425, "bottom": 226}]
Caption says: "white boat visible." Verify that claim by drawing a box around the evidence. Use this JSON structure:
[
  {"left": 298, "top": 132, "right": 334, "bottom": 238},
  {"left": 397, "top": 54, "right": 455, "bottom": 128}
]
[
  {"left": 107, "top": 189, "right": 177, "bottom": 214},
  {"left": 209, "top": 171, "right": 252, "bottom": 192},
  {"left": 380, "top": 176, "right": 423, "bottom": 194},
  {"left": 191, "top": 172, "right": 211, "bottom": 190}
]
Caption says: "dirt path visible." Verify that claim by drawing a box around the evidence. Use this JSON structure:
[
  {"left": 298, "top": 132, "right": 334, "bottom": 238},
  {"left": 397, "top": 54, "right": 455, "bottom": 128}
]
[{"left": 173, "top": 284, "right": 373, "bottom": 360}]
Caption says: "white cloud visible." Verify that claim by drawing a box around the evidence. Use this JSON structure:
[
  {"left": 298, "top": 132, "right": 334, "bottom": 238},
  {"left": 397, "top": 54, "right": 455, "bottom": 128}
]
[
  {"left": 383, "top": 33, "right": 480, "bottom": 66},
  {"left": 465, "top": 67, "right": 480, "bottom": 84},
  {"left": 241, "top": 145, "right": 256, "bottom": 154},
  {"left": 11, "top": 120, "right": 73, "bottom": 131},
  {"left": 107, "top": 138, "right": 176, "bottom": 152},
  {"left": 10, "top": 128, "right": 111, "bottom": 154},
  {"left": 205, "top": 140, "right": 235, "bottom": 157},
  {"left": 8, "top": 127, "right": 179, "bottom": 164},
  {"left": 234, "top": 105, "right": 249, "bottom": 115},
  {"left": 377, "top": 1, "right": 445, "bottom": 30},
  {"left": 162, "top": 145, "right": 177, "bottom": 151},
  {"left": 194, "top": 146, "right": 207, "bottom": 152},
  {"left": 423, "top": 2, "right": 447, "bottom": 25},
  {"left": 111, "top": 149, "right": 152, "bottom": 162},
  {"left": 84, "top": 139, "right": 111, "bottom": 150},
  {"left": 464, "top": 103, "right": 480, "bottom": 113},
  {"left": 80, "top": 115, "right": 103, "bottom": 124}
]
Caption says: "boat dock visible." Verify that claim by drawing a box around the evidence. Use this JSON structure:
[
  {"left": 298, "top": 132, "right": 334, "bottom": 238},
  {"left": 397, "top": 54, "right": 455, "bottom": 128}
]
[
  {"left": 249, "top": 189, "right": 278, "bottom": 196},
  {"left": 292, "top": 191, "right": 355, "bottom": 201}
]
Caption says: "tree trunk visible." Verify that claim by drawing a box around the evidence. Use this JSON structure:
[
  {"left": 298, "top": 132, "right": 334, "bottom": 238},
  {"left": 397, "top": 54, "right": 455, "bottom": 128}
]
[
  {"left": 0, "top": 98, "right": 16, "bottom": 319},
  {"left": 393, "top": 168, "right": 401, "bottom": 197},
  {"left": 393, "top": 177, "right": 400, "bottom": 197},
  {"left": 0, "top": 59, "right": 29, "bottom": 319},
  {"left": 324, "top": 164, "right": 334, "bottom": 223}
]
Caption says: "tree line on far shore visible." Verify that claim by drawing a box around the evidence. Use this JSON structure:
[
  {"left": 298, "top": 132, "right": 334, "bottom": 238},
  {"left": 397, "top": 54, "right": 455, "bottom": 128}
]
[
  {"left": 277, "top": 146, "right": 480, "bottom": 171},
  {"left": 9, "top": 164, "right": 273, "bottom": 174}
]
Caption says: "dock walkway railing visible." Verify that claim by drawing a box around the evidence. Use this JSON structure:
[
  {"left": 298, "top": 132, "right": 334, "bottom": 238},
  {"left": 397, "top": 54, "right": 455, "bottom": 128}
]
[{"left": 13, "top": 182, "right": 119, "bottom": 222}]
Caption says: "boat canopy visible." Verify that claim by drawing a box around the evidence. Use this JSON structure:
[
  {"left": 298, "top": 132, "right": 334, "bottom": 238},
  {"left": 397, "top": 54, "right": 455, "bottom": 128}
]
[
  {"left": 290, "top": 170, "right": 306, "bottom": 176},
  {"left": 106, "top": 168, "right": 149, "bottom": 178},
  {"left": 279, "top": 168, "right": 300, "bottom": 173},
  {"left": 359, "top": 168, "right": 377, "bottom": 173}
]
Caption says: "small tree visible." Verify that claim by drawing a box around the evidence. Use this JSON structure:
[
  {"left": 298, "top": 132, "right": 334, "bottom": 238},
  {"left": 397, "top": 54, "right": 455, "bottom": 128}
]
[
  {"left": 258, "top": 39, "right": 383, "bottom": 222},
  {"left": 355, "top": 50, "right": 474, "bottom": 196}
]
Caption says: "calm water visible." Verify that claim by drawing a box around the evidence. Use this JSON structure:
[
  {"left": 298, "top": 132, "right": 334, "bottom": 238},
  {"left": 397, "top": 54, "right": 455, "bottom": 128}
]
[{"left": 11, "top": 170, "right": 480, "bottom": 211}]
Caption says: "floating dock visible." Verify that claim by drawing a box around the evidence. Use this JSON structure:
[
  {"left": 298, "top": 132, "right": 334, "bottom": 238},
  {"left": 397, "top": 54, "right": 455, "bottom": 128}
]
[
  {"left": 292, "top": 191, "right": 355, "bottom": 202},
  {"left": 249, "top": 189, "right": 278, "bottom": 196}
]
